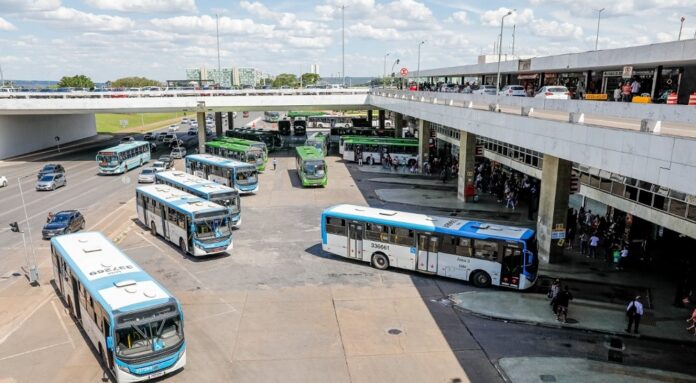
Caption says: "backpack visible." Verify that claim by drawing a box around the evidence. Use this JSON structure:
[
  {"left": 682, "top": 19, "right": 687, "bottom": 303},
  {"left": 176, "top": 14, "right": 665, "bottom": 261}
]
[{"left": 626, "top": 301, "right": 637, "bottom": 316}]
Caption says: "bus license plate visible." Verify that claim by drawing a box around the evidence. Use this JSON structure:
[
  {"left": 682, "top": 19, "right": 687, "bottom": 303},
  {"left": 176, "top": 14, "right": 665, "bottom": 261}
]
[{"left": 148, "top": 371, "right": 165, "bottom": 379}]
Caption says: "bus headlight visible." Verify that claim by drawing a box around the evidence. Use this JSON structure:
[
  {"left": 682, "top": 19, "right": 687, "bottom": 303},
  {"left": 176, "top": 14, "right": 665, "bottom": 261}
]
[{"left": 117, "top": 364, "right": 130, "bottom": 373}]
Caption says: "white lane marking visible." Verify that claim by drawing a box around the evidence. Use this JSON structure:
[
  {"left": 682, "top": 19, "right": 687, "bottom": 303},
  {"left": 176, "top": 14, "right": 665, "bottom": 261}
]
[
  {"left": 0, "top": 340, "right": 72, "bottom": 362},
  {"left": 88, "top": 197, "right": 135, "bottom": 231},
  {"left": 0, "top": 293, "right": 53, "bottom": 345},
  {"left": 51, "top": 299, "right": 75, "bottom": 350},
  {"left": 0, "top": 161, "right": 99, "bottom": 206}
]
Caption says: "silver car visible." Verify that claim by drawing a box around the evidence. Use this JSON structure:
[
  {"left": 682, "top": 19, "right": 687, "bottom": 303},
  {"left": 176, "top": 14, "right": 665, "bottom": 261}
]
[
  {"left": 36, "top": 173, "right": 66, "bottom": 191},
  {"left": 170, "top": 147, "right": 186, "bottom": 159},
  {"left": 138, "top": 167, "right": 157, "bottom": 183}
]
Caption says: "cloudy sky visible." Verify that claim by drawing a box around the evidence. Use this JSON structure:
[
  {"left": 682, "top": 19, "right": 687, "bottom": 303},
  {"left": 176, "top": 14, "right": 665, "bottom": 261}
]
[{"left": 0, "top": 0, "right": 694, "bottom": 82}]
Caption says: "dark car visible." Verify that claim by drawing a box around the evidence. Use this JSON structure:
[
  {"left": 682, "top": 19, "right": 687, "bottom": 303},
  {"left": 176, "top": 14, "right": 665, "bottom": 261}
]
[
  {"left": 37, "top": 164, "right": 65, "bottom": 179},
  {"left": 158, "top": 155, "right": 174, "bottom": 169},
  {"left": 42, "top": 210, "right": 85, "bottom": 239}
]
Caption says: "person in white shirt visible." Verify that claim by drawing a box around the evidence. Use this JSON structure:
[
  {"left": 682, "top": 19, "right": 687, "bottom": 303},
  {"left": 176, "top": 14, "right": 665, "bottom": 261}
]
[
  {"left": 625, "top": 296, "right": 644, "bottom": 334},
  {"left": 631, "top": 79, "right": 641, "bottom": 96},
  {"left": 589, "top": 233, "right": 600, "bottom": 259}
]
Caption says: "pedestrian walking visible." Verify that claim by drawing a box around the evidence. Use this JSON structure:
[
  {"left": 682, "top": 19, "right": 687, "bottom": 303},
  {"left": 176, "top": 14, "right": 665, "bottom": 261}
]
[
  {"left": 589, "top": 233, "right": 600, "bottom": 259},
  {"left": 579, "top": 232, "right": 588, "bottom": 255},
  {"left": 548, "top": 279, "right": 561, "bottom": 315},
  {"left": 556, "top": 286, "right": 573, "bottom": 323},
  {"left": 272, "top": 158, "right": 277, "bottom": 171},
  {"left": 630, "top": 78, "right": 641, "bottom": 97},
  {"left": 618, "top": 246, "right": 629, "bottom": 271},
  {"left": 625, "top": 296, "right": 644, "bottom": 334},
  {"left": 686, "top": 308, "right": 696, "bottom": 335}
]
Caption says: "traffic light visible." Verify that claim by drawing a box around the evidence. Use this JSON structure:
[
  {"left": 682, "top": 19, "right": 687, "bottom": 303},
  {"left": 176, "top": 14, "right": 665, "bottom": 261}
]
[{"left": 9, "top": 222, "right": 19, "bottom": 233}]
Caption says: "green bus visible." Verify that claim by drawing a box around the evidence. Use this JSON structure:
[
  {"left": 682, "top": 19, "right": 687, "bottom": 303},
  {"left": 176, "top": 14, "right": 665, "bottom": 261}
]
[
  {"left": 341, "top": 136, "right": 419, "bottom": 166},
  {"left": 225, "top": 128, "right": 282, "bottom": 152},
  {"left": 295, "top": 146, "right": 327, "bottom": 187},
  {"left": 205, "top": 140, "right": 266, "bottom": 172},
  {"left": 305, "top": 132, "right": 329, "bottom": 156},
  {"left": 215, "top": 137, "right": 268, "bottom": 163}
]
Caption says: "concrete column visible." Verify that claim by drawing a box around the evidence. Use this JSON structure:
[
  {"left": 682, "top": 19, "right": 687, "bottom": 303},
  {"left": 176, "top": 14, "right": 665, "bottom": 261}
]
[
  {"left": 215, "top": 112, "right": 223, "bottom": 137},
  {"left": 417, "top": 119, "right": 430, "bottom": 170},
  {"left": 537, "top": 155, "right": 572, "bottom": 264},
  {"left": 227, "top": 112, "right": 234, "bottom": 130},
  {"left": 197, "top": 112, "right": 206, "bottom": 154},
  {"left": 394, "top": 112, "right": 403, "bottom": 138},
  {"left": 367, "top": 110, "right": 373, "bottom": 127},
  {"left": 457, "top": 131, "right": 477, "bottom": 202},
  {"left": 378, "top": 109, "right": 385, "bottom": 130}
]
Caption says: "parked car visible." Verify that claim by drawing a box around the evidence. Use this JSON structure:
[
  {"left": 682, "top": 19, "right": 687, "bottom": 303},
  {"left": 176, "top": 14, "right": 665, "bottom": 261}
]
[
  {"left": 0, "top": 176, "right": 7, "bottom": 187},
  {"left": 472, "top": 85, "right": 497, "bottom": 95},
  {"left": 535, "top": 86, "right": 570, "bottom": 99},
  {"left": 162, "top": 133, "right": 176, "bottom": 143},
  {"left": 170, "top": 147, "right": 187, "bottom": 159},
  {"left": 169, "top": 139, "right": 184, "bottom": 148},
  {"left": 143, "top": 132, "right": 160, "bottom": 140},
  {"left": 158, "top": 155, "right": 174, "bottom": 169},
  {"left": 188, "top": 127, "right": 197, "bottom": 135},
  {"left": 168, "top": 124, "right": 179, "bottom": 132},
  {"left": 120, "top": 136, "right": 135, "bottom": 143},
  {"left": 36, "top": 173, "right": 66, "bottom": 191},
  {"left": 151, "top": 161, "right": 167, "bottom": 173},
  {"left": 37, "top": 164, "right": 65, "bottom": 179},
  {"left": 499, "top": 85, "right": 526, "bottom": 97},
  {"left": 137, "top": 167, "right": 158, "bottom": 183},
  {"left": 42, "top": 210, "right": 85, "bottom": 239}
]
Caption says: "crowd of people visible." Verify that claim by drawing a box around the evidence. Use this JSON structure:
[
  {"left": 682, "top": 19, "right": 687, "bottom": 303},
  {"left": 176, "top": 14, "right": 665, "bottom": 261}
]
[
  {"left": 473, "top": 160, "right": 539, "bottom": 219},
  {"left": 565, "top": 207, "right": 631, "bottom": 269}
]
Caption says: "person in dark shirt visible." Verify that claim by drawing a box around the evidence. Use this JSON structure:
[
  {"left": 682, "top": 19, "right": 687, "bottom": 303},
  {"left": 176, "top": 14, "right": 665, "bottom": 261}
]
[{"left": 555, "top": 286, "right": 573, "bottom": 323}]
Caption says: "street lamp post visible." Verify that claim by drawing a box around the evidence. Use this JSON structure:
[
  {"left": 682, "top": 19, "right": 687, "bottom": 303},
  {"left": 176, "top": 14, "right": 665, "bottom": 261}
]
[
  {"left": 390, "top": 58, "right": 400, "bottom": 88},
  {"left": 594, "top": 8, "right": 605, "bottom": 50},
  {"left": 416, "top": 40, "right": 425, "bottom": 89},
  {"left": 495, "top": 10, "right": 513, "bottom": 109},
  {"left": 678, "top": 16, "right": 685, "bottom": 41},
  {"left": 341, "top": 4, "right": 346, "bottom": 87},
  {"left": 383, "top": 52, "right": 390, "bottom": 87},
  {"left": 17, "top": 175, "right": 39, "bottom": 285}
]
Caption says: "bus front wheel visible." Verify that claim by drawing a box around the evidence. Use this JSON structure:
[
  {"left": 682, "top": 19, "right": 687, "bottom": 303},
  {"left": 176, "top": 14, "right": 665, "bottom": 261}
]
[
  {"left": 470, "top": 271, "right": 491, "bottom": 288},
  {"left": 371, "top": 253, "right": 389, "bottom": 270},
  {"left": 179, "top": 238, "right": 187, "bottom": 254}
]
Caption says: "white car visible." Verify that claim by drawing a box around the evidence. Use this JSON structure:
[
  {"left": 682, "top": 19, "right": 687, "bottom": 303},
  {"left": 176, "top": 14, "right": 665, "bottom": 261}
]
[
  {"left": 162, "top": 133, "right": 176, "bottom": 143},
  {"left": 499, "top": 85, "right": 526, "bottom": 97},
  {"left": 168, "top": 124, "right": 179, "bottom": 132},
  {"left": 535, "top": 86, "right": 570, "bottom": 99},
  {"left": 170, "top": 147, "right": 187, "bottom": 159},
  {"left": 472, "top": 85, "right": 497, "bottom": 95},
  {"left": 0, "top": 176, "right": 7, "bottom": 187},
  {"left": 137, "top": 167, "right": 157, "bottom": 183},
  {"left": 151, "top": 161, "right": 167, "bottom": 173}
]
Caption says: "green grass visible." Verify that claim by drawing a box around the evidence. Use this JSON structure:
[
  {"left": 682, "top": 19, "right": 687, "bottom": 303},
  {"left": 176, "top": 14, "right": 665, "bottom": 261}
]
[{"left": 96, "top": 112, "right": 194, "bottom": 133}]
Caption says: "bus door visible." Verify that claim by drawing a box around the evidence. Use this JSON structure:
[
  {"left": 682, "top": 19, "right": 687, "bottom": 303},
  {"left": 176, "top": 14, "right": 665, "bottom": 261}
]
[
  {"left": 500, "top": 245, "right": 522, "bottom": 288},
  {"left": 160, "top": 205, "right": 168, "bottom": 239},
  {"left": 71, "top": 276, "right": 81, "bottom": 320},
  {"left": 51, "top": 249, "right": 64, "bottom": 295},
  {"left": 347, "top": 223, "right": 364, "bottom": 259},
  {"left": 417, "top": 234, "right": 439, "bottom": 273}
]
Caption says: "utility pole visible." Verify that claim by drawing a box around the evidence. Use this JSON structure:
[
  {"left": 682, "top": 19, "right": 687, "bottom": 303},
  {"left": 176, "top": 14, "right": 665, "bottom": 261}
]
[
  {"left": 417, "top": 40, "right": 425, "bottom": 88},
  {"left": 511, "top": 24, "right": 516, "bottom": 57},
  {"left": 496, "top": 10, "right": 514, "bottom": 109},
  {"left": 594, "top": 8, "right": 605, "bottom": 50},
  {"left": 678, "top": 16, "right": 685, "bottom": 41},
  {"left": 341, "top": 5, "right": 346, "bottom": 87},
  {"left": 383, "top": 52, "right": 390, "bottom": 86},
  {"left": 216, "top": 14, "right": 221, "bottom": 86}
]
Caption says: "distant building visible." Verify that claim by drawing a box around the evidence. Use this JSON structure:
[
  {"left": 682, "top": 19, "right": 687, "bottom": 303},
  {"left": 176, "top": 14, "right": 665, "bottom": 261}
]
[
  {"left": 185, "top": 68, "right": 207, "bottom": 83},
  {"left": 310, "top": 64, "right": 319, "bottom": 75},
  {"left": 184, "top": 66, "right": 269, "bottom": 88},
  {"left": 236, "top": 67, "right": 262, "bottom": 87}
]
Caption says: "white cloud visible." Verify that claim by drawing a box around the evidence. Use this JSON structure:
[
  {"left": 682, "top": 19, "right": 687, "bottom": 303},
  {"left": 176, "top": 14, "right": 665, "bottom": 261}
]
[
  {"left": 529, "top": 19, "right": 583, "bottom": 39},
  {"left": 347, "top": 23, "right": 401, "bottom": 40},
  {"left": 150, "top": 15, "right": 274, "bottom": 35},
  {"left": 82, "top": 0, "right": 197, "bottom": 13},
  {"left": 0, "top": 0, "right": 60, "bottom": 12},
  {"left": 31, "top": 7, "right": 135, "bottom": 31},
  {"left": 0, "top": 16, "right": 16, "bottom": 31},
  {"left": 445, "top": 11, "right": 468, "bottom": 24},
  {"left": 480, "top": 8, "right": 534, "bottom": 26}
]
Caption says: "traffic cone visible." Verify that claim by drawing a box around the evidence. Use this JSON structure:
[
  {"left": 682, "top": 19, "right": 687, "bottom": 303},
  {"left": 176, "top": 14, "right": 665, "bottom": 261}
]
[
  {"left": 667, "top": 92, "right": 678, "bottom": 105},
  {"left": 688, "top": 92, "right": 696, "bottom": 106}
]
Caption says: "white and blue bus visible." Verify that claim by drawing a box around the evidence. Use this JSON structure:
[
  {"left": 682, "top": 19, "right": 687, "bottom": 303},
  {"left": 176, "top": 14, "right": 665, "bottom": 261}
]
[
  {"left": 155, "top": 171, "right": 242, "bottom": 227},
  {"left": 136, "top": 184, "right": 234, "bottom": 256},
  {"left": 321, "top": 205, "right": 538, "bottom": 290},
  {"left": 50, "top": 232, "right": 186, "bottom": 382},
  {"left": 97, "top": 141, "right": 151, "bottom": 175},
  {"left": 184, "top": 154, "right": 259, "bottom": 194}
]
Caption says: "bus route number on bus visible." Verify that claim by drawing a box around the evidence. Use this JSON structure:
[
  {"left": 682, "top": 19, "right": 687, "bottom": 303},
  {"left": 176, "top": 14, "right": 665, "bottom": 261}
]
[{"left": 371, "top": 243, "right": 389, "bottom": 251}]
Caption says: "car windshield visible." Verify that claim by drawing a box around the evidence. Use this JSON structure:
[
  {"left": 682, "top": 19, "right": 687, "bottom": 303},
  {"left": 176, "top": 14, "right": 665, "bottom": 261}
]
[
  {"left": 304, "top": 160, "right": 326, "bottom": 178},
  {"left": 50, "top": 214, "right": 71, "bottom": 223},
  {"left": 235, "top": 169, "right": 257, "bottom": 185},
  {"left": 193, "top": 217, "right": 232, "bottom": 240},
  {"left": 141, "top": 169, "right": 155, "bottom": 174},
  {"left": 115, "top": 315, "right": 183, "bottom": 359},
  {"left": 41, "top": 166, "right": 56, "bottom": 172},
  {"left": 549, "top": 87, "right": 568, "bottom": 93},
  {"left": 40, "top": 175, "right": 54, "bottom": 181}
]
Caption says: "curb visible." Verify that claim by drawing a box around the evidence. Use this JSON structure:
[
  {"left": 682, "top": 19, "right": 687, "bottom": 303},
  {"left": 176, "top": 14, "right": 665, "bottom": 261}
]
[{"left": 449, "top": 297, "right": 696, "bottom": 346}]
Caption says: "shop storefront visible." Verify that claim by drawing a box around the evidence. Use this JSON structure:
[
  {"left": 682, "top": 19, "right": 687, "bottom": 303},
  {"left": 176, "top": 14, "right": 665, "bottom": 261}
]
[
  {"left": 600, "top": 69, "right": 654, "bottom": 98},
  {"left": 517, "top": 73, "right": 539, "bottom": 96}
]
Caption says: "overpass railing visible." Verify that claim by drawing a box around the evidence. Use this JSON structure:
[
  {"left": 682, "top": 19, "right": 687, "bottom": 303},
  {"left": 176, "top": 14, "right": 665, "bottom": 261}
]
[
  {"left": 0, "top": 88, "right": 370, "bottom": 100},
  {"left": 370, "top": 89, "right": 696, "bottom": 132}
]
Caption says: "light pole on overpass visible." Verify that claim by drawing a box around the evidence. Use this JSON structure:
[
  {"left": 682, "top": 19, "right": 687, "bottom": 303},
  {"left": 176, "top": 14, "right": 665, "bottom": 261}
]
[
  {"left": 416, "top": 40, "right": 425, "bottom": 89},
  {"left": 390, "top": 58, "right": 400, "bottom": 87},
  {"left": 594, "top": 8, "right": 605, "bottom": 50},
  {"left": 495, "top": 9, "right": 514, "bottom": 110},
  {"left": 678, "top": 16, "right": 685, "bottom": 41},
  {"left": 383, "top": 52, "right": 390, "bottom": 87}
]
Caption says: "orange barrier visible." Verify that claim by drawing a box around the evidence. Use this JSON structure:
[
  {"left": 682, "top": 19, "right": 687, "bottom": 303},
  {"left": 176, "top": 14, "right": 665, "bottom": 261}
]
[
  {"left": 632, "top": 96, "right": 651, "bottom": 104},
  {"left": 585, "top": 93, "right": 608, "bottom": 101},
  {"left": 666, "top": 92, "right": 678, "bottom": 104},
  {"left": 689, "top": 92, "right": 696, "bottom": 106}
]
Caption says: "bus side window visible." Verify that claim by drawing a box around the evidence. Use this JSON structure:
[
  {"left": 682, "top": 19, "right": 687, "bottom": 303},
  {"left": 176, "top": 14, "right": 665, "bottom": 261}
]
[
  {"left": 391, "top": 227, "right": 414, "bottom": 246},
  {"left": 365, "top": 223, "right": 389, "bottom": 242},
  {"left": 473, "top": 240, "right": 499, "bottom": 261},
  {"left": 440, "top": 235, "right": 456, "bottom": 254},
  {"left": 456, "top": 238, "right": 472, "bottom": 257},
  {"left": 325, "top": 217, "right": 346, "bottom": 236}
]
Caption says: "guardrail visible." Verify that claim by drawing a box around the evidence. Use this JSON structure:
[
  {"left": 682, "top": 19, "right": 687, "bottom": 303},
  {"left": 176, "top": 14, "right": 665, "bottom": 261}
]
[
  {"left": 0, "top": 88, "right": 370, "bottom": 100},
  {"left": 370, "top": 89, "right": 696, "bottom": 127}
]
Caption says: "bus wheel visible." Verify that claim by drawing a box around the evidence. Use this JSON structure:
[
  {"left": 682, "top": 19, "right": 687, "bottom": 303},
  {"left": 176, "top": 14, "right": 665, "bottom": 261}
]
[
  {"left": 179, "top": 238, "right": 187, "bottom": 254},
  {"left": 150, "top": 221, "right": 157, "bottom": 236},
  {"left": 470, "top": 271, "right": 491, "bottom": 288},
  {"left": 371, "top": 253, "right": 389, "bottom": 270}
]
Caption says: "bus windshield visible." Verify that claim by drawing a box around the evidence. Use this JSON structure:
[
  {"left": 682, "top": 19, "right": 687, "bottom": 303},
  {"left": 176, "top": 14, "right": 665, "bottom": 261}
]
[
  {"left": 304, "top": 160, "right": 326, "bottom": 178},
  {"left": 212, "top": 193, "right": 240, "bottom": 215},
  {"left": 97, "top": 154, "right": 119, "bottom": 165},
  {"left": 115, "top": 315, "right": 183, "bottom": 359},
  {"left": 194, "top": 217, "right": 232, "bottom": 240},
  {"left": 235, "top": 169, "right": 257, "bottom": 185}
]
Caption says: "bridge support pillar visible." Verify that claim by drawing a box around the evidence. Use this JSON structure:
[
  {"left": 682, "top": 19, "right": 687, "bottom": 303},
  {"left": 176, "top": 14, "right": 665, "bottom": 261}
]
[
  {"left": 227, "top": 112, "right": 234, "bottom": 130},
  {"left": 378, "top": 110, "right": 385, "bottom": 130},
  {"left": 197, "top": 112, "right": 206, "bottom": 154},
  {"left": 457, "top": 131, "right": 477, "bottom": 202},
  {"left": 215, "top": 112, "right": 223, "bottom": 137},
  {"left": 394, "top": 113, "right": 403, "bottom": 138},
  {"left": 537, "top": 155, "right": 572, "bottom": 264},
  {"left": 367, "top": 110, "right": 373, "bottom": 127},
  {"left": 417, "top": 119, "right": 430, "bottom": 171}
]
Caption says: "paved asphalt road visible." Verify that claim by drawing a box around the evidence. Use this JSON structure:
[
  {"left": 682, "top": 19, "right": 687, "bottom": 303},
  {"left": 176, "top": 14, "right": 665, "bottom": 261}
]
[{"left": 0, "top": 127, "right": 695, "bottom": 382}]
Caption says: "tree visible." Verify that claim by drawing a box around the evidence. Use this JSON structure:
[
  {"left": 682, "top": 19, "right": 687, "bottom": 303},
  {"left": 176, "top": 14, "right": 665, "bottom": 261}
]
[
  {"left": 57, "top": 74, "right": 94, "bottom": 89},
  {"left": 112, "top": 76, "right": 163, "bottom": 88},
  {"left": 272, "top": 73, "right": 298, "bottom": 88},
  {"left": 300, "top": 73, "right": 320, "bottom": 86}
]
